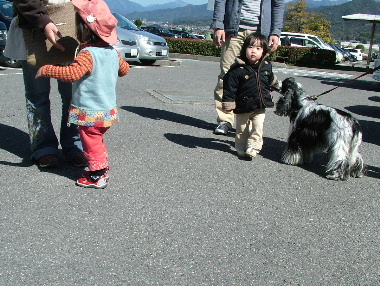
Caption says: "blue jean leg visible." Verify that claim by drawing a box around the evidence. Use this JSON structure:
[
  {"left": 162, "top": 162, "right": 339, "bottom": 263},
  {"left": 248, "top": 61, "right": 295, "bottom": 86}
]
[
  {"left": 57, "top": 80, "right": 83, "bottom": 159},
  {"left": 22, "top": 61, "right": 82, "bottom": 160}
]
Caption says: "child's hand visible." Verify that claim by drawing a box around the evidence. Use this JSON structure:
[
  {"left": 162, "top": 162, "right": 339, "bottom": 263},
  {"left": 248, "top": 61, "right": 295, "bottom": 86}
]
[{"left": 35, "top": 67, "right": 44, "bottom": 79}]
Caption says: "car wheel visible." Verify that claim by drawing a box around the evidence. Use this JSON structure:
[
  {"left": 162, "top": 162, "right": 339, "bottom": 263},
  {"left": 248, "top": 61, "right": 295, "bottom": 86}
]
[
  {"left": 140, "top": 59, "right": 156, "bottom": 66},
  {"left": 5, "top": 59, "right": 22, "bottom": 68}
]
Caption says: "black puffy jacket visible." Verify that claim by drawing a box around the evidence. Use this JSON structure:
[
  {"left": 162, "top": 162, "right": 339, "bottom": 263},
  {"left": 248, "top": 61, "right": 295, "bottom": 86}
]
[{"left": 222, "top": 58, "right": 278, "bottom": 114}]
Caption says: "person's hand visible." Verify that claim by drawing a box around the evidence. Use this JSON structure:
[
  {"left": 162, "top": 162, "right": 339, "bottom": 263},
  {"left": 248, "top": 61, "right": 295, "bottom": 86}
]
[
  {"left": 35, "top": 67, "right": 44, "bottom": 79},
  {"left": 44, "top": 22, "right": 65, "bottom": 51},
  {"left": 213, "top": 29, "right": 226, "bottom": 47},
  {"left": 268, "top": 35, "right": 280, "bottom": 52}
]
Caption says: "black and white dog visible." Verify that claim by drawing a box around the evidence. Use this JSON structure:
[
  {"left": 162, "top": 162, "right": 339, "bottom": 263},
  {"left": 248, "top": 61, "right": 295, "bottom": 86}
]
[{"left": 274, "top": 77, "right": 364, "bottom": 180}]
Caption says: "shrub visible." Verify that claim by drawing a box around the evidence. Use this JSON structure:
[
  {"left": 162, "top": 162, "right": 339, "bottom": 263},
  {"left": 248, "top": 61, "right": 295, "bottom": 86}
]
[
  {"left": 355, "top": 44, "right": 365, "bottom": 51},
  {"left": 166, "top": 38, "right": 336, "bottom": 67}
]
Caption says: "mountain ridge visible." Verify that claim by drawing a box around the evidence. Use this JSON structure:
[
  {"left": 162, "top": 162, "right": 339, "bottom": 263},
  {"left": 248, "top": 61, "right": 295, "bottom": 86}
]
[{"left": 106, "top": 0, "right": 380, "bottom": 41}]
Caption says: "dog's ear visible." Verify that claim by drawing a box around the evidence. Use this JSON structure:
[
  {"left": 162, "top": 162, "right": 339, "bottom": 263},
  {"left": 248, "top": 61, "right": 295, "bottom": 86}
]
[{"left": 274, "top": 88, "right": 293, "bottom": 116}]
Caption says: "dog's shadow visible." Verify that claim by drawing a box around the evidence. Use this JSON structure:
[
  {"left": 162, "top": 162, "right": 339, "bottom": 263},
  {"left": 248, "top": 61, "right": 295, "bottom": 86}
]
[{"left": 342, "top": 109, "right": 380, "bottom": 145}]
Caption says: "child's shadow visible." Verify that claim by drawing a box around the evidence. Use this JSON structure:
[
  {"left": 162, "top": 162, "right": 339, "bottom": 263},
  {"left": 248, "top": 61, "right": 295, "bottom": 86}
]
[
  {"left": 121, "top": 106, "right": 215, "bottom": 131},
  {"left": 164, "top": 133, "right": 235, "bottom": 155}
]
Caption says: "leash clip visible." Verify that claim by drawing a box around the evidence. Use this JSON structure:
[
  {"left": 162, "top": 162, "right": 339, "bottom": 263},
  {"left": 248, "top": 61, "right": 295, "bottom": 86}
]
[{"left": 306, "top": 95, "right": 318, "bottom": 101}]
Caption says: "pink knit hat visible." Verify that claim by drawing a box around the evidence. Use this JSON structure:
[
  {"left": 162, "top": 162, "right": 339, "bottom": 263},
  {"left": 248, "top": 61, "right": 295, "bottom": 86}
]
[{"left": 72, "top": 0, "right": 118, "bottom": 45}]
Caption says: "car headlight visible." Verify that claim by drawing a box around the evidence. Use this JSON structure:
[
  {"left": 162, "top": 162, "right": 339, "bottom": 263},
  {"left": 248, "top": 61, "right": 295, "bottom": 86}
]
[
  {"left": 0, "top": 30, "right": 7, "bottom": 40},
  {"left": 138, "top": 35, "right": 155, "bottom": 46}
]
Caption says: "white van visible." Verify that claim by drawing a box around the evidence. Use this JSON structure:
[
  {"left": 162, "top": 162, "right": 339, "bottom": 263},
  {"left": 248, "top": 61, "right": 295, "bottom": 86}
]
[
  {"left": 280, "top": 32, "right": 333, "bottom": 51},
  {"left": 280, "top": 32, "right": 340, "bottom": 62}
]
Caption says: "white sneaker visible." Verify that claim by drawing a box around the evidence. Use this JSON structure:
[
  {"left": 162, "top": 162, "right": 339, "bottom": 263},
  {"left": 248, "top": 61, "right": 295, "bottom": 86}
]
[
  {"left": 245, "top": 148, "right": 258, "bottom": 158},
  {"left": 214, "top": 124, "right": 230, "bottom": 135}
]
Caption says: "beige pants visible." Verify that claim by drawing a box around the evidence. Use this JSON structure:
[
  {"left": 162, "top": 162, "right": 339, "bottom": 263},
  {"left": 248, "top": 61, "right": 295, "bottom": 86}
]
[
  {"left": 214, "top": 29, "right": 257, "bottom": 127},
  {"left": 235, "top": 109, "right": 266, "bottom": 154}
]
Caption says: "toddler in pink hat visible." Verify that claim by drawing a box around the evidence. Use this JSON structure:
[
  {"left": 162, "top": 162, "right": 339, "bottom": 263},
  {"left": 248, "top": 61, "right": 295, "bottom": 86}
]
[{"left": 36, "top": 0, "right": 130, "bottom": 189}]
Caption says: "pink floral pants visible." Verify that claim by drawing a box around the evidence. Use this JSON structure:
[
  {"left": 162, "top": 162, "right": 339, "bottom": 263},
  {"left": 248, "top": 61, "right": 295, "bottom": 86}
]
[{"left": 78, "top": 126, "right": 110, "bottom": 171}]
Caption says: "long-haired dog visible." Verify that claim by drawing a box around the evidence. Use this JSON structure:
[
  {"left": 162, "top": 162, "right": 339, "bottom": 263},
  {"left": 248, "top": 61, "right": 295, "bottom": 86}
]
[{"left": 274, "top": 77, "right": 364, "bottom": 180}]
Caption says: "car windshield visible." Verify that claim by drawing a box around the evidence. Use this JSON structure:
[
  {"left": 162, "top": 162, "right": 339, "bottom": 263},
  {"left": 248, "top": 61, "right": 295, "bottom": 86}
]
[
  {"left": 0, "top": 1, "right": 13, "bottom": 20},
  {"left": 112, "top": 13, "right": 140, "bottom": 31}
]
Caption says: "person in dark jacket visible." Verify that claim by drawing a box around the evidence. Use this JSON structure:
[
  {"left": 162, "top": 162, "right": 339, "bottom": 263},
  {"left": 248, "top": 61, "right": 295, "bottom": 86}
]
[
  {"left": 211, "top": 0, "right": 284, "bottom": 135},
  {"left": 222, "top": 32, "right": 280, "bottom": 158}
]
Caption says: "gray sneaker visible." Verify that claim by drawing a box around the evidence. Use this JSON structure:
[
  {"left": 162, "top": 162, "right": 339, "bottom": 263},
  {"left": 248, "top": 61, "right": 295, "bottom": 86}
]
[{"left": 214, "top": 124, "right": 230, "bottom": 135}]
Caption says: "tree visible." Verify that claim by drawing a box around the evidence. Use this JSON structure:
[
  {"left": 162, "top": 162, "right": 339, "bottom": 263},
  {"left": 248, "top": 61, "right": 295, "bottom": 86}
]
[
  {"left": 284, "top": 0, "right": 332, "bottom": 43},
  {"left": 134, "top": 19, "right": 143, "bottom": 28}
]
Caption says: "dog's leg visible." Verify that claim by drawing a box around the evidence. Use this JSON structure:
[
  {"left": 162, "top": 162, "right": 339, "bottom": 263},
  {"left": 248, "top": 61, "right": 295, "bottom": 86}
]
[
  {"left": 325, "top": 132, "right": 351, "bottom": 180},
  {"left": 282, "top": 126, "right": 304, "bottom": 165},
  {"left": 348, "top": 131, "right": 365, "bottom": 178}
]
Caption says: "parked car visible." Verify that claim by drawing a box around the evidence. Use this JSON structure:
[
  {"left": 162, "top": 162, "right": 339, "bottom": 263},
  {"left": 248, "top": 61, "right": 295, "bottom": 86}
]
[
  {"left": 332, "top": 45, "right": 356, "bottom": 62},
  {"left": 346, "top": 48, "right": 363, "bottom": 61},
  {"left": 169, "top": 29, "right": 198, "bottom": 39},
  {"left": 113, "top": 27, "right": 139, "bottom": 62},
  {"left": 141, "top": 24, "right": 178, "bottom": 38},
  {"left": 326, "top": 43, "right": 344, "bottom": 63},
  {"left": 281, "top": 32, "right": 333, "bottom": 50},
  {"left": 112, "top": 13, "right": 169, "bottom": 65},
  {"left": 282, "top": 36, "right": 324, "bottom": 49},
  {"left": 0, "top": 0, "right": 12, "bottom": 28},
  {"left": 373, "top": 58, "right": 380, "bottom": 81},
  {"left": 0, "top": 0, "right": 22, "bottom": 67}
]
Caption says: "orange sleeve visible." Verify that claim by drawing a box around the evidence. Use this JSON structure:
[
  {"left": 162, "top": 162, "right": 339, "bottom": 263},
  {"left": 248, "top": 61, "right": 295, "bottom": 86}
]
[
  {"left": 117, "top": 52, "right": 130, "bottom": 77},
  {"left": 41, "top": 50, "right": 94, "bottom": 82}
]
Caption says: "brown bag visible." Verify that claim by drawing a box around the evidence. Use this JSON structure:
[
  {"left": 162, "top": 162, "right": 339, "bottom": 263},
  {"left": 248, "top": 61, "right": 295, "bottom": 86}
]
[{"left": 23, "top": 1, "right": 79, "bottom": 68}]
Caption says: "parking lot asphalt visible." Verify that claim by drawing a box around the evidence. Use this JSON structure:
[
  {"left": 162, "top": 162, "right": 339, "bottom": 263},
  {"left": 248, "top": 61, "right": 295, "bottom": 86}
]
[{"left": 0, "top": 58, "right": 379, "bottom": 286}]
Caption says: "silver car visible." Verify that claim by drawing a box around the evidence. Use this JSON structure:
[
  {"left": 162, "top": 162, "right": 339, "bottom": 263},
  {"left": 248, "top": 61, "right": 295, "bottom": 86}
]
[
  {"left": 112, "top": 13, "right": 169, "bottom": 65},
  {"left": 114, "top": 26, "right": 139, "bottom": 62}
]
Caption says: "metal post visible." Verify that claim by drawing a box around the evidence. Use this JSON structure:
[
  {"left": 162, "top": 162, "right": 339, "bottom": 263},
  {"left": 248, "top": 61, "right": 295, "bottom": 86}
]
[{"left": 367, "top": 22, "right": 376, "bottom": 72}]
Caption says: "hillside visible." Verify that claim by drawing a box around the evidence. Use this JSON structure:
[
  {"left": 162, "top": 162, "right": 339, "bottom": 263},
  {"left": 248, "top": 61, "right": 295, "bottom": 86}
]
[
  {"left": 126, "top": 4, "right": 212, "bottom": 26},
  {"left": 117, "top": 0, "right": 380, "bottom": 42},
  {"left": 104, "top": 0, "right": 190, "bottom": 15},
  {"left": 313, "top": 0, "right": 380, "bottom": 42}
]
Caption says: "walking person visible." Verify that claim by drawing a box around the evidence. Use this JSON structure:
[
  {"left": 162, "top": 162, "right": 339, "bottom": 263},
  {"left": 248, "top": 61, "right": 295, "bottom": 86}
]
[
  {"left": 210, "top": 0, "right": 284, "bottom": 135},
  {"left": 9, "top": 0, "right": 85, "bottom": 168},
  {"left": 36, "top": 0, "right": 130, "bottom": 188},
  {"left": 222, "top": 32, "right": 280, "bottom": 158}
]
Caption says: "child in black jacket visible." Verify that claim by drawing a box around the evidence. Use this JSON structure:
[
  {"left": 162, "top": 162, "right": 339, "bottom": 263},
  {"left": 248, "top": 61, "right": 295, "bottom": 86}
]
[{"left": 222, "top": 32, "right": 280, "bottom": 158}]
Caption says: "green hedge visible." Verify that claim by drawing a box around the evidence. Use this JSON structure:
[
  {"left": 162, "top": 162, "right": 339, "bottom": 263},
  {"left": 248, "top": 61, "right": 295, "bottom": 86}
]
[{"left": 166, "top": 38, "right": 336, "bottom": 67}]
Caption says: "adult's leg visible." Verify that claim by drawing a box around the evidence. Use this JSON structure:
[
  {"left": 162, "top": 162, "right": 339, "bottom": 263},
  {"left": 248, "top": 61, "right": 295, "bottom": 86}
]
[
  {"left": 57, "top": 80, "right": 83, "bottom": 160},
  {"left": 214, "top": 29, "right": 257, "bottom": 128},
  {"left": 22, "top": 61, "right": 58, "bottom": 160}
]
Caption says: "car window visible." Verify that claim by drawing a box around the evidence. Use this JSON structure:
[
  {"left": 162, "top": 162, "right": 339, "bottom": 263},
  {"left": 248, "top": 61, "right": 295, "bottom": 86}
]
[
  {"left": 291, "top": 37, "right": 303, "bottom": 46},
  {"left": 112, "top": 13, "right": 140, "bottom": 31},
  {"left": 305, "top": 39, "right": 318, "bottom": 48},
  {"left": 0, "top": 1, "right": 13, "bottom": 20}
]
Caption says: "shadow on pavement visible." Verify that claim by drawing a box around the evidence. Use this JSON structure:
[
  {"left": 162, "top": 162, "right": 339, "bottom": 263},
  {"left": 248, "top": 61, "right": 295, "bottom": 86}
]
[
  {"left": 0, "top": 123, "right": 84, "bottom": 180},
  {"left": 345, "top": 105, "right": 380, "bottom": 119},
  {"left": 368, "top": 96, "right": 380, "bottom": 103},
  {"left": 164, "top": 133, "right": 235, "bottom": 155},
  {"left": 0, "top": 123, "right": 32, "bottom": 167},
  {"left": 121, "top": 106, "right": 215, "bottom": 131},
  {"left": 364, "top": 165, "right": 380, "bottom": 179},
  {"left": 319, "top": 78, "right": 380, "bottom": 93}
]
